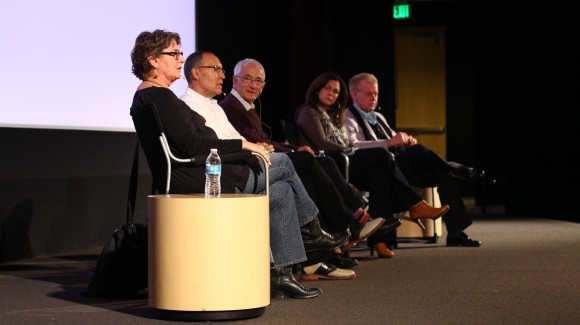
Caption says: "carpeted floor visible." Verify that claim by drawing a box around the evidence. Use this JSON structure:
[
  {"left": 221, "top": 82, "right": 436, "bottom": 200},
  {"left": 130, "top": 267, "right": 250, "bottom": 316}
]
[{"left": 1, "top": 215, "right": 579, "bottom": 324}]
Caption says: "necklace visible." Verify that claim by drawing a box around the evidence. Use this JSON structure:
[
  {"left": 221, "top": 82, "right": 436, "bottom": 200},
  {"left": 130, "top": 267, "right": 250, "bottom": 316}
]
[{"left": 145, "top": 79, "right": 165, "bottom": 87}]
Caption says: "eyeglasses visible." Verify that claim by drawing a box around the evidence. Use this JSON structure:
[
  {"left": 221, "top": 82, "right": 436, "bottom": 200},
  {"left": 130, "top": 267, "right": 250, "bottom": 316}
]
[
  {"left": 236, "top": 75, "right": 266, "bottom": 86},
  {"left": 196, "top": 65, "right": 226, "bottom": 75},
  {"left": 160, "top": 51, "right": 184, "bottom": 60}
]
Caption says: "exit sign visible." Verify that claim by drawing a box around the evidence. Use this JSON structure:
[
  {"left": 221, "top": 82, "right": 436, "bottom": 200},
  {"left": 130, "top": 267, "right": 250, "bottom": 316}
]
[{"left": 393, "top": 4, "right": 411, "bottom": 19}]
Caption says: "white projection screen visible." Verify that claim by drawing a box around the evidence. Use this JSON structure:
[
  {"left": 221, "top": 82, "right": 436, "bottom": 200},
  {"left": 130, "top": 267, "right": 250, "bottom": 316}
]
[{"left": 0, "top": 0, "right": 195, "bottom": 131}]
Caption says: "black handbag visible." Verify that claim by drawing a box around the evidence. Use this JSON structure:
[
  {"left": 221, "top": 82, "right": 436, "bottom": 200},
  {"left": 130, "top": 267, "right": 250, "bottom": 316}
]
[{"left": 83, "top": 142, "right": 148, "bottom": 298}]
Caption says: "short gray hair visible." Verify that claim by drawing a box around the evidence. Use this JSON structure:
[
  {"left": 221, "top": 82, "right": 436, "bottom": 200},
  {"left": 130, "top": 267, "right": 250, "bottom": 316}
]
[
  {"left": 233, "top": 58, "right": 266, "bottom": 80},
  {"left": 349, "top": 72, "right": 378, "bottom": 93}
]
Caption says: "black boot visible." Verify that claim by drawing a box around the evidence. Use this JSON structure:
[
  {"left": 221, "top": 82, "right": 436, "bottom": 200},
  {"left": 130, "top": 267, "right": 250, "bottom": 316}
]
[
  {"left": 270, "top": 266, "right": 321, "bottom": 299},
  {"left": 300, "top": 217, "right": 349, "bottom": 252}
]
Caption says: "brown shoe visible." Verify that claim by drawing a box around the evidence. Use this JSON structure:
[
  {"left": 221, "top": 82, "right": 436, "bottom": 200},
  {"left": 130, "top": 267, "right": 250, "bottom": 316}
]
[
  {"left": 409, "top": 200, "right": 449, "bottom": 221},
  {"left": 373, "top": 242, "right": 394, "bottom": 258}
]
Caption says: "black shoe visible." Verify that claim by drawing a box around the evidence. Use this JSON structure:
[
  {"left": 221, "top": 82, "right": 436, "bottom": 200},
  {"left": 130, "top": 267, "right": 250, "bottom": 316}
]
[
  {"left": 304, "top": 248, "right": 358, "bottom": 269},
  {"left": 332, "top": 229, "right": 351, "bottom": 245},
  {"left": 382, "top": 217, "right": 402, "bottom": 232},
  {"left": 270, "top": 266, "right": 322, "bottom": 299},
  {"left": 367, "top": 218, "right": 401, "bottom": 242},
  {"left": 446, "top": 232, "right": 481, "bottom": 247},
  {"left": 330, "top": 252, "right": 359, "bottom": 269},
  {"left": 341, "top": 218, "right": 385, "bottom": 251},
  {"left": 451, "top": 165, "right": 485, "bottom": 181},
  {"left": 301, "top": 218, "right": 349, "bottom": 252}
]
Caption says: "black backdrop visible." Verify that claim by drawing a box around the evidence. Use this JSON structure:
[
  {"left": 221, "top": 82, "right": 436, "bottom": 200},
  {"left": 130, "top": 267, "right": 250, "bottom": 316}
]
[
  {"left": 196, "top": 0, "right": 396, "bottom": 141},
  {"left": 196, "top": 0, "right": 579, "bottom": 221}
]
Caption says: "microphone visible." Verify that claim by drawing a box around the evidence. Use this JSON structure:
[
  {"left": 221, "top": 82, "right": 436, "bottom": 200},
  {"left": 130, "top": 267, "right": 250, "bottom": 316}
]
[
  {"left": 223, "top": 92, "right": 227, "bottom": 96},
  {"left": 256, "top": 95, "right": 272, "bottom": 141}
]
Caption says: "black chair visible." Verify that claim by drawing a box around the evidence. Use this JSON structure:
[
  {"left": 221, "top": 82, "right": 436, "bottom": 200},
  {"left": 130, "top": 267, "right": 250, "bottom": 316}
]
[
  {"left": 132, "top": 102, "right": 274, "bottom": 265},
  {"left": 133, "top": 103, "right": 269, "bottom": 194},
  {"left": 279, "top": 118, "right": 300, "bottom": 147}
]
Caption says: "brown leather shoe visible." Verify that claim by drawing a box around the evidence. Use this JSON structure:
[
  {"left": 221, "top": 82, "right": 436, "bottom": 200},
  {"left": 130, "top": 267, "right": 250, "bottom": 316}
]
[
  {"left": 373, "top": 242, "right": 394, "bottom": 258},
  {"left": 409, "top": 200, "right": 449, "bottom": 221}
]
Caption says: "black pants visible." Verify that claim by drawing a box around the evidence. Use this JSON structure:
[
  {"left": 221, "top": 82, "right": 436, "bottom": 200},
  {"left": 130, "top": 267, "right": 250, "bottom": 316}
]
[
  {"left": 394, "top": 144, "right": 472, "bottom": 234},
  {"left": 286, "top": 151, "right": 358, "bottom": 233},
  {"left": 329, "top": 147, "right": 423, "bottom": 246},
  {"left": 315, "top": 155, "right": 366, "bottom": 212}
]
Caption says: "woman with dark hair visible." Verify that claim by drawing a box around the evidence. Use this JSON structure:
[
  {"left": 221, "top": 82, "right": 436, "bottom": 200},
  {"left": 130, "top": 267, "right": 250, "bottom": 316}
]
[
  {"left": 129, "top": 30, "right": 345, "bottom": 299},
  {"left": 296, "top": 72, "right": 449, "bottom": 258}
]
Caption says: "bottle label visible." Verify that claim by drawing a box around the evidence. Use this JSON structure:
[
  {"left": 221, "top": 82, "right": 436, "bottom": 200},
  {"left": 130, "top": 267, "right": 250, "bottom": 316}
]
[{"left": 206, "top": 164, "right": 222, "bottom": 174}]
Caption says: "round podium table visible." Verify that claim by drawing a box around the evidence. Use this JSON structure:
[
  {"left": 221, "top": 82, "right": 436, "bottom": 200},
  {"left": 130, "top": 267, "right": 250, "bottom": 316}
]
[{"left": 147, "top": 194, "right": 270, "bottom": 321}]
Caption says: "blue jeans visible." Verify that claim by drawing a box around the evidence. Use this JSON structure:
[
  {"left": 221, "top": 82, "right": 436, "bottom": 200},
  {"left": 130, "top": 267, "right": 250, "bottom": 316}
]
[{"left": 238, "top": 153, "right": 318, "bottom": 268}]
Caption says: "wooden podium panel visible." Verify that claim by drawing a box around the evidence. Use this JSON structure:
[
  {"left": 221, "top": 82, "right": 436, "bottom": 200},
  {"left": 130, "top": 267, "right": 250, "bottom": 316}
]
[{"left": 147, "top": 194, "right": 270, "bottom": 320}]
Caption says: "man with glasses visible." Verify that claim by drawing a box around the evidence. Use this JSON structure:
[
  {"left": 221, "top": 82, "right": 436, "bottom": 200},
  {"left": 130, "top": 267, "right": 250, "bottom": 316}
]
[
  {"left": 345, "top": 72, "right": 483, "bottom": 247},
  {"left": 219, "top": 59, "right": 400, "bottom": 262},
  {"left": 179, "top": 51, "right": 360, "bottom": 298},
  {"left": 181, "top": 52, "right": 387, "bottom": 281}
]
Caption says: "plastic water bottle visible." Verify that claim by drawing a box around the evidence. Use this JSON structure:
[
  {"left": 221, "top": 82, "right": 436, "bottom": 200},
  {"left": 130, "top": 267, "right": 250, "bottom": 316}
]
[{"left": 205, "top": 148, "right": 221, "bottom": 198}]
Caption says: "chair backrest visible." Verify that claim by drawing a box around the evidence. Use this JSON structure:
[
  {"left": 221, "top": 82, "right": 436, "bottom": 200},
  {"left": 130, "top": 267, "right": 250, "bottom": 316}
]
[
  {"left": 279, "top": 119, "right": 300, "bottom": 147},
  {"left": 132, "top": 103, "right": 170, "bottom": 194},
  {"left": 283, "top": 118, "right": 320, "bottom": 153},
  {"left": 132, "top": 103, "right": 197, "bottom": 194}
]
